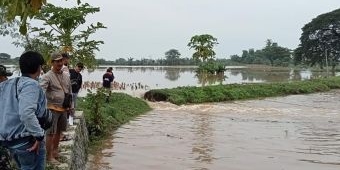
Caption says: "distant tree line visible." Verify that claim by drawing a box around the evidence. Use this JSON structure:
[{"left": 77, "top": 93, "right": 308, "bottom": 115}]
[
  {"left": 96, "top": 56, "right": 198, "bottom": 66},
  {"left": 96, "top": 38, "right": 294, "bottom": 68},
  {"left": 230, "top": 39, "right": 292, "bottom": 67},
  {"left": 96, "top": 46, "right": 233, "bottom": 67},
  {"left": 0, "top": 53, "right": 18, "bottom": 65},
  {"left": 96, "top": 57, "right": 231, "bottom": 66}
]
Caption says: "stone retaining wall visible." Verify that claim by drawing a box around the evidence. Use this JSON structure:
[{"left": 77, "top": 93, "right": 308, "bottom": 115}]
[{"left": 49, "top": 111, "right": 89, "bottom": 170}]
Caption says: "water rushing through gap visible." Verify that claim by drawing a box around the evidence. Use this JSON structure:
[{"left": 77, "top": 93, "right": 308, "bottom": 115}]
[{"left": 87, "top": 90, "right": 340, "bottom": 170}]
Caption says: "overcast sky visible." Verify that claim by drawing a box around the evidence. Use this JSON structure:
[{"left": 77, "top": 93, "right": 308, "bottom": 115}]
[{"left": 1, "top": 0, "right": 339, "bottom": 60}]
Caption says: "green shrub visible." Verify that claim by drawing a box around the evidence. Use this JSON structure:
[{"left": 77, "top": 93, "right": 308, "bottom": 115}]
[
  {"left": 78, "top": 89, "right": 151, "bottom": 143},
  {"left": 196, "top": 60, "right": 226, "bottom": 74}
]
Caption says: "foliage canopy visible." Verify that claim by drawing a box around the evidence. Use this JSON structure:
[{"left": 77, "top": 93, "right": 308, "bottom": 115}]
[
  {"left": 12, "top": 3, "right": 106, "bottom": 68},
  {"left": 0, "top": 0, "right": 81, "bottom": 34},
  {"left": 295, "top": 8, "right": 340, "bottom": 70},
  {"left": 164, "top": 49, "right": 181, "bottom": 65},
  {"left": 188, "top": 34, "right": 218, "bottom": 62}
]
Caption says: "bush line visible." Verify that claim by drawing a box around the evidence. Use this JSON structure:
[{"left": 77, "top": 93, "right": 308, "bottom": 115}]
[{"left": 144, "top": 76, "right": 340, "bottom": 105}]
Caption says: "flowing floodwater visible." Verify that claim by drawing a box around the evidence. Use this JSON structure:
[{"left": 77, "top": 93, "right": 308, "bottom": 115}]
[{"left": 87, "top": 90, "right": 340, "bottom": 170}]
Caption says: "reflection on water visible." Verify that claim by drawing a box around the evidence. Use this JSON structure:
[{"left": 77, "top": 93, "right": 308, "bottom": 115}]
[
  {"left": 164, "top": 68, "right": 182, "bottom": 81},
  {"left": 196, "top": 72, "right": 226, "bottom": 86},
  {"left": 75, "top": 66, "right": 340, "bottom": 91},
  {"left": 8, "top": 66, "right": 340, "bottom": 90},
  {"left": 87, "top": 90, "right": 340, "bottom": 170}
]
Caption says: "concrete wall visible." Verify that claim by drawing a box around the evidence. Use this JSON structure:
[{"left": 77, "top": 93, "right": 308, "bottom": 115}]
[{"left": 50, "top": 111, "right": 89, "bottom": 170}]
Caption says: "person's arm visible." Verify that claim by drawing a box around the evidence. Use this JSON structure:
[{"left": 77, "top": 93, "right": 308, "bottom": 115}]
[
  {"left": 39, "top": 73, "right": 49, "bottom": 93},
  {"left": 67, "top": 75, "right": 74, "bottom": 109},
  {"left": 79, "top": 74, "right": 82, "bottom": 91},
  {"left": 68, "top": 77, "right": 72, "bottom": 94},
  {"left": 110, "top": 74, "right": 114, "bottom": 82},
  {"left": 70, "top": 69, "right": 77, "bottom": 80},
  {"left": 18, "top": 80, "right": 45, "bottom": 140}
]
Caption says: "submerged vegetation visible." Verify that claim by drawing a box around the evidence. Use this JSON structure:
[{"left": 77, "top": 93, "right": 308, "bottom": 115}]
[{"left": 144, "top": 76, "right": 340, "bottom": 105}]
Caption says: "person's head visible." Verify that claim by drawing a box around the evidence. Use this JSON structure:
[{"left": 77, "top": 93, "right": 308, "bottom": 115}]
[
  {"left": 107, "top": 67, "right": 113, "bottom": 73},
  {"left": 51, "top": 52, "right": 63, "bottom": 72},
  {"left": 61, "top": 53, "right": 70, "bottom": 66},
  {"left": 19, "top": 51, "right": 45, "bottom": 79},
  {"left": 0, "top": 65, "right": 13, "bottom": 82},
  {"left": 75, "top": 62, "right": 84, "bottom": 73}
]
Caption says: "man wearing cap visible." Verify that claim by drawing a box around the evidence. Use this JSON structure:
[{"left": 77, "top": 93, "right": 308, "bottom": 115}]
[
  {"left": 40, "top": 52, "right": 72, "bottom": 164},
  {"left": 0, "top": 51, "right": 47, "bottom": 170},
  {"left": 0, "top": 65, "right": 13, "bottom": 82}
]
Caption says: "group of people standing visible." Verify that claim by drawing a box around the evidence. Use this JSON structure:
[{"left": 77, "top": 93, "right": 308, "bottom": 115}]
[{"left": 0, "top": 51, "right": 84, "bottom": 169}]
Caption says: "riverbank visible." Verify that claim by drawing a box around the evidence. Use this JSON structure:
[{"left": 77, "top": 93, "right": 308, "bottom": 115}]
[
  {"left": 77, "top": 90, "right": 152, "bottom": 152},
  {"left": 144, "top": 76, "right": 340, "bottom": 105}
]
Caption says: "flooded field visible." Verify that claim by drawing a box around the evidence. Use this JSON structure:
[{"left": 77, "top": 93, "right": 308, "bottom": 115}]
[{"left": 87, "top": 90, "right": 340, "bottom": 170}]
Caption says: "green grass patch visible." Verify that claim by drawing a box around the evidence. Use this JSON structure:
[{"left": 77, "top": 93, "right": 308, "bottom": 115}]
[
  {"left": 144, "top": 76, "right": 340, "bottom": 105},
  {"left": 77, "top": 89, "right": 151, "bottom": 151}
]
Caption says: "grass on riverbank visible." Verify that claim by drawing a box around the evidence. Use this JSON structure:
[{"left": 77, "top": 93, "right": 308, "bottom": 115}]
[
  {"left": 144, "top": 76, "right": 340, "bottom": 105},
  {"left": 78, "top": 90, "right": 151, "bottom": 150}
]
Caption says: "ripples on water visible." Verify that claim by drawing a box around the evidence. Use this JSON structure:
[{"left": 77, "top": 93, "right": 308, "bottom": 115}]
[{"left": 86, "top": 90, "right": 340, "bottom": 170}]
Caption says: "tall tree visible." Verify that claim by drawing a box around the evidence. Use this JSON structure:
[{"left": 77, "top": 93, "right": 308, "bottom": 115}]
[
  {"left": 28, "top": 3, "right": 106, "bottom": 68},
  {"left": 127, "top": 57, "right": 134, "bottom": 65},
  {"left": 295, "top": 8, "right": 340, "bottom": 70},
  {"left": 262, "top": 39, "right": 291, "bottom": 66},
  {"left": 187, "top": 34, "right": 218, "bottom": 62},
  {"left": 165, "top": 49, "right": 181, "bottom": 65}
]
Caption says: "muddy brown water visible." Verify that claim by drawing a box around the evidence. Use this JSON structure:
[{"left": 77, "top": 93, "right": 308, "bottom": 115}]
[{"left": 87, "top": 90, "right": 340, "bottom": 170}]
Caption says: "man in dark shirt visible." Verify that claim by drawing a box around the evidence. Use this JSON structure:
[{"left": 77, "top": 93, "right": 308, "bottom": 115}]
[
  {"left": 69, "top": 63, "right": 84, "bottom": 125},
  {"left": 102, "top": 67, "right": 114, "bottom": 89},
  {"left": 102, "top": 67, "right": 114, "bottom": 103},
  {"left": 69, "top": 63, "right": 83, "bottom": 94}
]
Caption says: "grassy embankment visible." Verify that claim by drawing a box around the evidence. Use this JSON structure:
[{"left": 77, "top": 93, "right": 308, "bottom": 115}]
[
  {"left": 77, "top": 89, "right": 152, "bottom": 151},
  {"left": 144, "top": 76, "right": 340, "bottom": 105}
]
